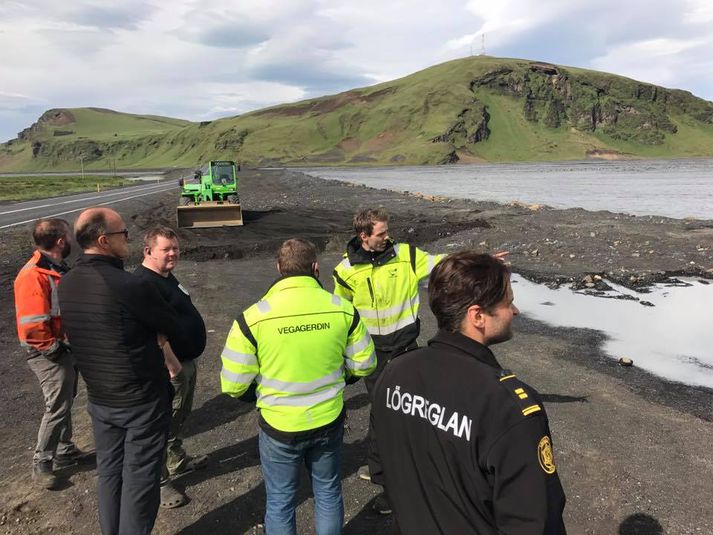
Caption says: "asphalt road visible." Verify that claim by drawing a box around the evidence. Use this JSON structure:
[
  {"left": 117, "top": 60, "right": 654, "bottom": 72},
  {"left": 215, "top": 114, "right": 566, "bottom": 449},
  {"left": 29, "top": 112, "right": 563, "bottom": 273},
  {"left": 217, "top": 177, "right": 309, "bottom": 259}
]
[{"left": 0, "top": 181, "right": 177, "bottom": 229}]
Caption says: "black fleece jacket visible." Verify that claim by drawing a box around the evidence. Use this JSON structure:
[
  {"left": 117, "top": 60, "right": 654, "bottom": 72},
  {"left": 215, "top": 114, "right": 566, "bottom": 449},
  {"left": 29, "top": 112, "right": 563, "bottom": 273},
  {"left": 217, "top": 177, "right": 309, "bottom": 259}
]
[{"left": 58, "top": 254, "right": 180, "bottom": 407}]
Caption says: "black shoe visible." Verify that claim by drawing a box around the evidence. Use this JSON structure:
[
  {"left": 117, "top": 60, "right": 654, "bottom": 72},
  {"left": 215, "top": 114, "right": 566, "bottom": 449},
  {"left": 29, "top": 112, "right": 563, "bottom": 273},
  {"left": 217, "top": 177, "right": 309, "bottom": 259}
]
[
  {"left": 33, "top": 461, "right": 59, "bottom": 490},
  {"left": 372, "top": 493, "right": 392, "bottom": 515}
]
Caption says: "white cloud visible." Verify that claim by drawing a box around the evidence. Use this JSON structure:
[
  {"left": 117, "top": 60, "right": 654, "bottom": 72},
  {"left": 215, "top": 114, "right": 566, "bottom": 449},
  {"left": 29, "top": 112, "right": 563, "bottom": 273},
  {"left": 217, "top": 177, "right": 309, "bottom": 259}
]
[
  {"left": 683, "top": 0, "right": 713, "bottom": 24},
  {"left": 457, "top": 0, "right": 582, "bottom": 49},
  {"left": 0, "top": 0, "right": 711, "bottom": 143},
  {"left": 590, "top": 37, "right": 713, "bottom": 91},
  {"left": 0, "top": 91, "right": 47, "bottom": 109}
]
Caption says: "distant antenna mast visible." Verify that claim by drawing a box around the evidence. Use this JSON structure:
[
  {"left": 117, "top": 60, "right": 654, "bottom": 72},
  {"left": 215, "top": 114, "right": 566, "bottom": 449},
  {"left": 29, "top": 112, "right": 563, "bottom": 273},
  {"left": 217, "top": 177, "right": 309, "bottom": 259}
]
[{"left": 480, "top": 34, "right": 486, "bottom": 56}]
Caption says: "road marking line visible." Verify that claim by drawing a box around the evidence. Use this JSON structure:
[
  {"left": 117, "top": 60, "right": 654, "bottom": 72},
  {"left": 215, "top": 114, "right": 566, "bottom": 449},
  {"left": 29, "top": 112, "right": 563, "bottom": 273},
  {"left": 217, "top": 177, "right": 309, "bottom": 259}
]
[
  {"left": 0, "top": 183, "right": 171, "bottom": 216},
  {"left": 0, "top": 186, "right": 176, "bottom": 229}
]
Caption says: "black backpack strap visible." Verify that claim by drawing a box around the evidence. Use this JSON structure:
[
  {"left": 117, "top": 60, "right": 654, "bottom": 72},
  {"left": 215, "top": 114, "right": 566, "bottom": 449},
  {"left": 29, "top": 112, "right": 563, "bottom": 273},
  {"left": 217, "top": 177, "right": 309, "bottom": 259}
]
[
  {"left": 408, "top": 243, "right": 417, "bottom": 274},
  {"left": 236, "top": 313, "right": 258, "bottom": 351}
]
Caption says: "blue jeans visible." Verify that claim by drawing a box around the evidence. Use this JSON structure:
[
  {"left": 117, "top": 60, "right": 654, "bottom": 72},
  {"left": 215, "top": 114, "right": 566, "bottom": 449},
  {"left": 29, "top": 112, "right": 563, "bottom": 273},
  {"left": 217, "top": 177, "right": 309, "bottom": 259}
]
[{"left": 259, "top": 423, "right": 344, "bottom": 535}]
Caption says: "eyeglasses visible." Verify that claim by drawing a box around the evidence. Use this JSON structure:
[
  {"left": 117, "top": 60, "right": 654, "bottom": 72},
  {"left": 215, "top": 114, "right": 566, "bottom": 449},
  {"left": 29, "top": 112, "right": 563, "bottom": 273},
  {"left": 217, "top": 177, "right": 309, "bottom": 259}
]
[{"left": 104, "top": 229, "right": 129, "bottom": 239}]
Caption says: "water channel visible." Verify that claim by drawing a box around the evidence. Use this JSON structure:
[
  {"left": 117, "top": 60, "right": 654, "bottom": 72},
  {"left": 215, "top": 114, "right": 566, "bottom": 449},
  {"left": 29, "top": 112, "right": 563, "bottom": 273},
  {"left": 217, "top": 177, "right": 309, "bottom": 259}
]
[
  {"left": 301, "top": 158, "right": 713, "bottom": 219},
  {"left": 301, "top": 161, "right": 713, "bottom": 388}
]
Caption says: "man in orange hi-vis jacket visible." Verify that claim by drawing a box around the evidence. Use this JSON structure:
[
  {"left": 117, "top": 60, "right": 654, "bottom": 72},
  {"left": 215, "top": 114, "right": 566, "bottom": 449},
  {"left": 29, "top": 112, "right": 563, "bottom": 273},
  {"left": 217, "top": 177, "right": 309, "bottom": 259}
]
[{"left": 14, "top": 218, "right": 83, "bottom": 490}]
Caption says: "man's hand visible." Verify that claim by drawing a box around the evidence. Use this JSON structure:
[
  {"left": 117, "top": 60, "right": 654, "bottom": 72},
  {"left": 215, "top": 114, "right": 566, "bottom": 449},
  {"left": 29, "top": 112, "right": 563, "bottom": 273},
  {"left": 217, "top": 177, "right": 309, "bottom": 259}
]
[
  {"left": 493, "top": 251, "right": 509, "bottom": 262},
  {"left": 159, "top": 335, "right": 182, "bottom": 378}
]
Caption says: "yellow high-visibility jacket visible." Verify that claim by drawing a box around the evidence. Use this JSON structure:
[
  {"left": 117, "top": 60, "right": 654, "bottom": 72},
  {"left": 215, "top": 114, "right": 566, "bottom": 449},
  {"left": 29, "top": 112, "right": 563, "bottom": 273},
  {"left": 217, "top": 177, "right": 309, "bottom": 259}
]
[
  {"left": 333, "top": 238, "right": 445, "bottom": 352},
  {"left": 220, "top": 275, "right": 376, "bottom": 432}
]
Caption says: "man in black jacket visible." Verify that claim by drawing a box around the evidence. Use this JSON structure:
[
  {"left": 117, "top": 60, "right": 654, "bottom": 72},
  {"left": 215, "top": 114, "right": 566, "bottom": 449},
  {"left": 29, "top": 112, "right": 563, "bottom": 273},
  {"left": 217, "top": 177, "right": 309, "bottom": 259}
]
[
  {"left": 59, "top": 208, "right": 181, "bottom": 535},
  {"left": 372, "top": 252, "right": 566, "bottom": 534},
  {"left": 134, "top": 226, "right": 207, "bottom": 509}
]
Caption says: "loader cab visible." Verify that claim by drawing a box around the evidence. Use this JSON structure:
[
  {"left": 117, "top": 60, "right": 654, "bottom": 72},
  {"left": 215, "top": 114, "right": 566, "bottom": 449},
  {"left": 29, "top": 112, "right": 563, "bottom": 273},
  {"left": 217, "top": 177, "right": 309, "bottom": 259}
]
[{"left": 209, "top": 161, "right": 236, "bottom": 186}]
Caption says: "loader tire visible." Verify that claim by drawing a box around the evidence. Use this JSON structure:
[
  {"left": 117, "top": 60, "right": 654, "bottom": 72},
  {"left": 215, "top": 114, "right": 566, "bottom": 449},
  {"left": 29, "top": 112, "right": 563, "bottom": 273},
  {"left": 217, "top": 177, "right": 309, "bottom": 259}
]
[{"left": 180, "top": 197, "right": 193, "bottom": 206}]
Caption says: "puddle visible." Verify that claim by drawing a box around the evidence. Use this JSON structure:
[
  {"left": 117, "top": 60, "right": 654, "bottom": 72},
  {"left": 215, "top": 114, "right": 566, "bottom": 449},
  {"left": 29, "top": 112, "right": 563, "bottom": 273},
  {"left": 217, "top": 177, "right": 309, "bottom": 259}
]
[{"left": 511, "top": 274, "right": 713, "bottom": 388}]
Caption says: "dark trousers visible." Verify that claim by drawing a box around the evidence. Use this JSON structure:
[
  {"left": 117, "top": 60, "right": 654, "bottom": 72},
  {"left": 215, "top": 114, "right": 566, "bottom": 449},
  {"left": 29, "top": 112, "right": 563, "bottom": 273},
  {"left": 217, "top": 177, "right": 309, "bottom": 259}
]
[
  {"left": 88, "top": 394, "right": 171, "bottom": 535},
  {"left": 365, "top": 343, "right": 417, "bottom": 486}
]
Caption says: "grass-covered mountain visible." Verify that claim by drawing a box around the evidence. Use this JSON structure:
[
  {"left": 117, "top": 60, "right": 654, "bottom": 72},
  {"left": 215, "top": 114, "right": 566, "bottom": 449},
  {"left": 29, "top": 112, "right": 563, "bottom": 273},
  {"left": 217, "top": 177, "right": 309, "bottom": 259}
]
[{"left": 2, "top": 56, "right": 713, "bottom": 171}]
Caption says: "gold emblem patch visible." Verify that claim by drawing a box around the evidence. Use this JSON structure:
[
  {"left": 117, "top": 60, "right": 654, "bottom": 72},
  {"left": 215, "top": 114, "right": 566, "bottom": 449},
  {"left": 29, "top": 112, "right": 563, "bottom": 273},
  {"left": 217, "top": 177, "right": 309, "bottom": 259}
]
[{"left": 538, "top": 436, "right": 556, "bottom": 474}]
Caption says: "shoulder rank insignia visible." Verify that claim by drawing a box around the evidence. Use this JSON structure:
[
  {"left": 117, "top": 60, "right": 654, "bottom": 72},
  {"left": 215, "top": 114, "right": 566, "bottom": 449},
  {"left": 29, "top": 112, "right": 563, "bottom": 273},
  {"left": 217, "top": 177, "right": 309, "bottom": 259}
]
[{"left": 498, "top": 370, "right": 542, "bottom": 417}]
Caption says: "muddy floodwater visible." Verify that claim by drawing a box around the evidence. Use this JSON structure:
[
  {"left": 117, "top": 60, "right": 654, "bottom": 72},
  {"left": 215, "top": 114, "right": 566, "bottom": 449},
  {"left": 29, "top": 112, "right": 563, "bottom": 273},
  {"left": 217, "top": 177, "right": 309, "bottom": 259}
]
[
  {"left": 513, "top": 275, "right": 713, "bottom": 388},
  {"left": 301, "top": 158, "right": 713, "bottom": 219}
]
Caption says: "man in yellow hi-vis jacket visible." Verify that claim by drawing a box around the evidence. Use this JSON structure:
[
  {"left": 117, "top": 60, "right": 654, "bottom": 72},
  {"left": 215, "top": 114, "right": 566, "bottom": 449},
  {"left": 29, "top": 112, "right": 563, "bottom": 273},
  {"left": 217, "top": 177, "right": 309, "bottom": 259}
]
[
  {"left": 220, "top": 238, "right": 376, "bottom": 535},
  {"left": 332, "top": 207, "right": 446, "bottom": 513}
]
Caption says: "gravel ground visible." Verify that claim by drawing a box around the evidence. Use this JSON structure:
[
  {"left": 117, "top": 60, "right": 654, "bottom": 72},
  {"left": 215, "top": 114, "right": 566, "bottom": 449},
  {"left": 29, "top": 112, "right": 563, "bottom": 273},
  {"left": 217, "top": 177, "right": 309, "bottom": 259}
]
[{"left": 0, "top": 169, "right": 711, "bottom": 534}]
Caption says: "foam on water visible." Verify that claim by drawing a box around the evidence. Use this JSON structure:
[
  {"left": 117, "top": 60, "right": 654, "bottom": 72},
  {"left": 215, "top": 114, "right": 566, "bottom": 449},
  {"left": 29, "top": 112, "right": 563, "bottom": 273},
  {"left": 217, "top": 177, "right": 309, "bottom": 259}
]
[{"left": 512, "top": 275, "right": 713, "bottom": 388}]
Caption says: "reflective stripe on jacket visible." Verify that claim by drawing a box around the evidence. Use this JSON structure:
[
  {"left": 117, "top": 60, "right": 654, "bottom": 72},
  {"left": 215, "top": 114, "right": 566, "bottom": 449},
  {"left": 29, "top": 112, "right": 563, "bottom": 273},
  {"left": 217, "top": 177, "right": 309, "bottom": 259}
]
[
  {"left": 333, "top": 238, "right": 445, "bottom": 351},
  {"left": 14, "top": 250, "right": 65, "bottom": 355},
  {"left": 220, "top": 275, "right": 376, "bottom": 433}
]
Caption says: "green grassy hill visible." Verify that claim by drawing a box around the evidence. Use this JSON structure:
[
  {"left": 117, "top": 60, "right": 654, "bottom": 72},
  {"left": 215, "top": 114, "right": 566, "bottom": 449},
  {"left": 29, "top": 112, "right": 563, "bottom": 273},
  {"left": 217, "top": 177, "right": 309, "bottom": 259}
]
[{"left": 2, "top": 56, "right": 713, "bottom": 171}]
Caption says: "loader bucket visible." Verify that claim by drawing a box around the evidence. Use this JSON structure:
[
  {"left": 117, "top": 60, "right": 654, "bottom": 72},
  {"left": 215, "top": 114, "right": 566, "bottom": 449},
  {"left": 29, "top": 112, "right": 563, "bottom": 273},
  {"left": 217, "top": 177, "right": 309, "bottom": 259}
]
[{"left": 176, "top": 201, "right": 244, "bottom": 228}]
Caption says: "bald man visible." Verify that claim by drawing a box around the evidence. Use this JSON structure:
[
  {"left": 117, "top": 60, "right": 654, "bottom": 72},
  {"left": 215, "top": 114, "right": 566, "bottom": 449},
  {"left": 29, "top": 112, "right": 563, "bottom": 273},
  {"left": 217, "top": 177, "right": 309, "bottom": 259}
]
[{"left": 59, "top": 208, "right": 181, "bottom": 535}]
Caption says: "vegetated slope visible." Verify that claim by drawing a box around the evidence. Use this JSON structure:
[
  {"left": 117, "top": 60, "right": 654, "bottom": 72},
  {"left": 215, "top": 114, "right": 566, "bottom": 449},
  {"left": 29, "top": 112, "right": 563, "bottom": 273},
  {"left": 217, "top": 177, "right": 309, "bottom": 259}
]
[
  {"left": 2, "top": 56, "right": 713, "bottom": 171},
  {"left": 0, "top": 108, "right": 193, "bottom": 171}
]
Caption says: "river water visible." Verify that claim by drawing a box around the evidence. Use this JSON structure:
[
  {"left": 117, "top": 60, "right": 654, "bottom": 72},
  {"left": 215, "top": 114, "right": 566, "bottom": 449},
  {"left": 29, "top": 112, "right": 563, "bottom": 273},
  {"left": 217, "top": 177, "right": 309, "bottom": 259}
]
[
  {"left": 301, "top": 158, "right": 713, "bottom": 220},
  {"left": 301, "top": 160, "right": 713, "bottom": 388}
]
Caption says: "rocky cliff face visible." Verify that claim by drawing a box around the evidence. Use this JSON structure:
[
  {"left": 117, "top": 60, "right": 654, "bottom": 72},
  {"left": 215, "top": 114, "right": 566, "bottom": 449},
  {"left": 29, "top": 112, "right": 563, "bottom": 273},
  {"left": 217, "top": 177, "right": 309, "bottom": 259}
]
[
  {"left": 449, "top": 61, "right": 711, "bottom": 147},
  {"left": 17, "top": 109, "right": 76, "bottom": 141}
]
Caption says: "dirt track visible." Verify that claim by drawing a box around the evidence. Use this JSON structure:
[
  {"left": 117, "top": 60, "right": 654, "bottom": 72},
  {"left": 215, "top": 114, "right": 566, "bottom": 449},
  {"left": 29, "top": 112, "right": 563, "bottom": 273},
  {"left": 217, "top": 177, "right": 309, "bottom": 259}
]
[{"left": 0, "top": 169, "right": 712, "bottom": 534}]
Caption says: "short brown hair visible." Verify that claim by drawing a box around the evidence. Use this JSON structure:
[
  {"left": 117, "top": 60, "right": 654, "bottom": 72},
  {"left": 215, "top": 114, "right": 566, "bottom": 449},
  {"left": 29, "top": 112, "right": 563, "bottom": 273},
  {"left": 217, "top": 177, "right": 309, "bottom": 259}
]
[
  {"left": 428, "top": 252, "right": 511, "bottom": 332},
  {"left": 353, "top": 208, "right": 389, "bottom": 236},
  {"left": 277, "top": 238, "right": 317, "bottom": 276},
  {"left": 32, "top": 218, "right": 69, "bottom": 250},
  {"left": 143, "top": 226, "right": 178, "bottom": 249}
]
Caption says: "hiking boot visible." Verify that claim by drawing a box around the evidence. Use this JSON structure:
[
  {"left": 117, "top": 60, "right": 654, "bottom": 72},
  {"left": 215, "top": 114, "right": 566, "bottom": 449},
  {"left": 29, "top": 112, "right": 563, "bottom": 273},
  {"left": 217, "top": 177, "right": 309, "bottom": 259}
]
[
  {"left": 372, "top": 493, "right": 392, "bottom": 515},
  {"left": 357, "top": 464, "right": 371, "bottom": 482},
  {"left": 168, "top": 454, "right": 208, "bottom": 477},
  {"left": 33, "top": 461, "right": 59, "bottom": 490}
]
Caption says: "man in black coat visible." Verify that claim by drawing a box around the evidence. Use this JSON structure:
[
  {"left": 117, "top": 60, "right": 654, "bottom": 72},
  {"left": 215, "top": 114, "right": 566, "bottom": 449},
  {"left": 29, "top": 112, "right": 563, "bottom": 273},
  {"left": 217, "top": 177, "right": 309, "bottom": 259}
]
[
  {"left": 134, "top": 226, "right": 207, "bottom": 509},
  {"left": 372, "top": 252, "right": 566, "bottom": 534},
  {"left": 59, "top": 208, "right": 181, "bottom": 535}
]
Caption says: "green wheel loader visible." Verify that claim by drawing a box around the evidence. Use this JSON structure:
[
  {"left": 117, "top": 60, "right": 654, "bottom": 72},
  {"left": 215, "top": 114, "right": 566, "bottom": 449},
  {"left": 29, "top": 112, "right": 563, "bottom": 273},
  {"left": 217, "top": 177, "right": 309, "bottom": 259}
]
[{"left": 176, "top": 160, "right": 244, "bottom": 228}]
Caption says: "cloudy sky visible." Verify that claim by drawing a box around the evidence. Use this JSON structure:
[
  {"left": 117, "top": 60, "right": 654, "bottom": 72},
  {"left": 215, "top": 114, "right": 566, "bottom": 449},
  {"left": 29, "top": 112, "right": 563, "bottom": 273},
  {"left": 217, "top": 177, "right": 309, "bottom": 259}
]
[{"left": 1, "top": 0, "right": 712, "bottom": 142}]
